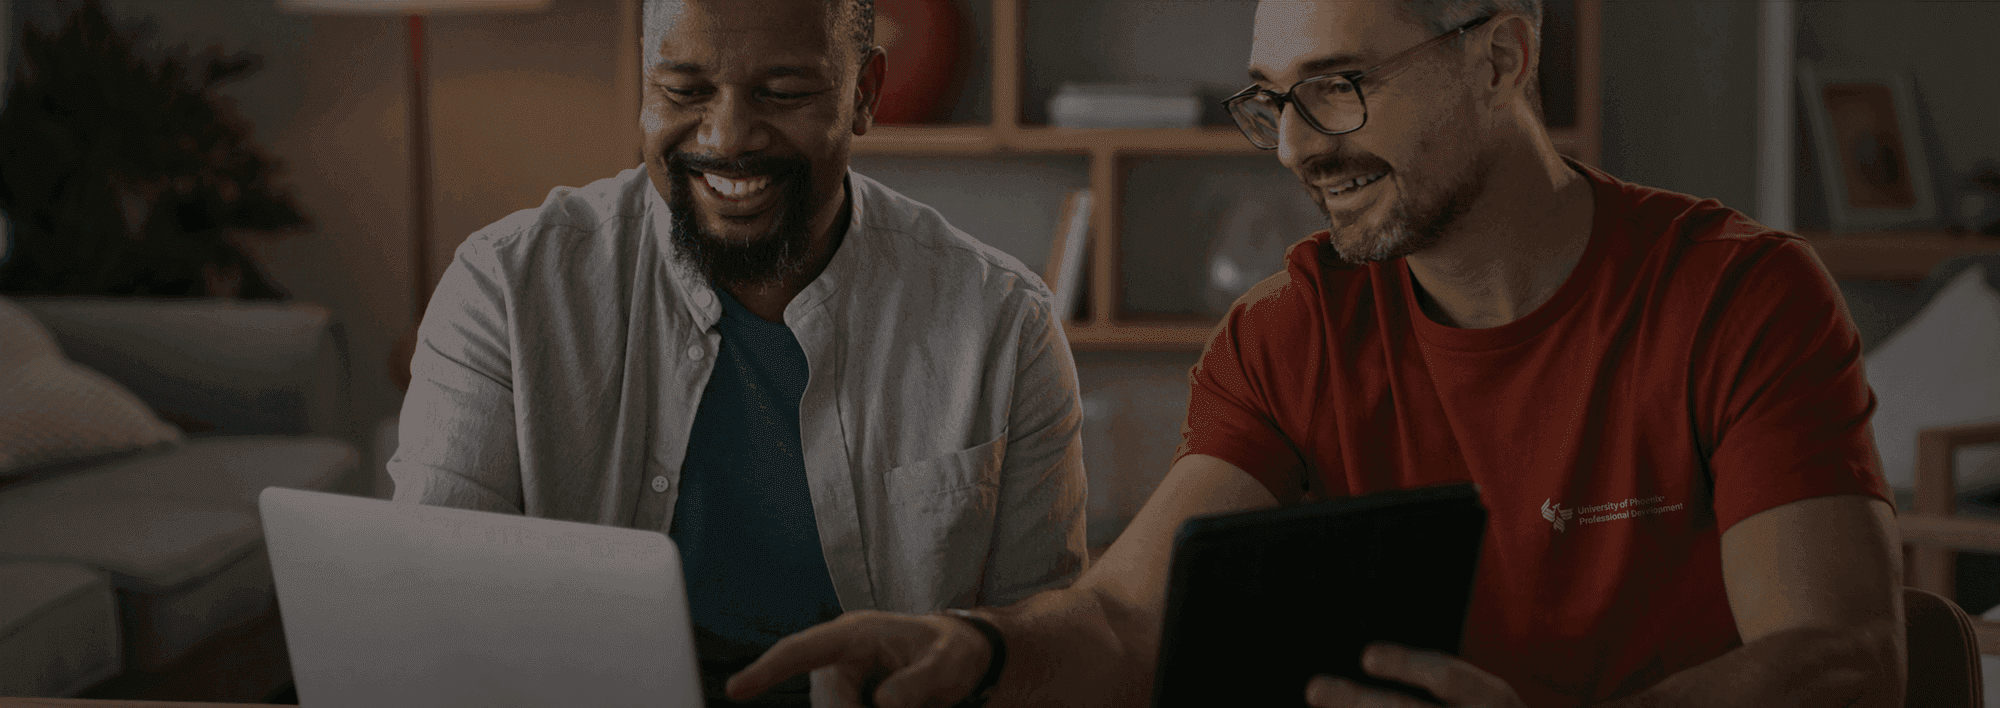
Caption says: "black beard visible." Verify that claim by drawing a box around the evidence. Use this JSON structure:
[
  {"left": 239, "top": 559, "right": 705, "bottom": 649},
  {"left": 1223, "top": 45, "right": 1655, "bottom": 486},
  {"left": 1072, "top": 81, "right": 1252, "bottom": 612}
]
[{"left": 666, "top": 151, "right": 817, "bottom": 289}]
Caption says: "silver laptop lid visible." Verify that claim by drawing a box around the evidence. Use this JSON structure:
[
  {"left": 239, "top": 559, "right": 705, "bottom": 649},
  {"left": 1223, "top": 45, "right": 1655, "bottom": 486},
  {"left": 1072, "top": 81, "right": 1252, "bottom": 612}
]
[{"left": 259, "top": 487, "right": 703, "bottom": 708}]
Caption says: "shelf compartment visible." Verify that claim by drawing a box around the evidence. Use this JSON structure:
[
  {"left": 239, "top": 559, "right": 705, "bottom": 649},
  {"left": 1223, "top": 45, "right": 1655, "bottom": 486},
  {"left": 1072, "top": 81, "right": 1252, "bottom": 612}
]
[
  {"left": 1799, "top": 229, "right": 2000, "bottom": 282},
  {"left": 1116, "top": 154, "right": 1319, "bottom": 321},
  {"left": 854, "top": 125, "right": 1271, "bottom": 155},
  {"left": 1011, "top": 126, "right": 1263, "bottom": 154},
  {"left": 848, "top": 154, "right": 1091, "bottom": 276},
  {"left": 853, "top": 125, "right": 1004, "bottom": 154},
  {"left": 856, "top": 124, "right": 1592, "bottom": 159},
  {"left": 1065, "top": 320, "right": 1215, "bottom": 351}
]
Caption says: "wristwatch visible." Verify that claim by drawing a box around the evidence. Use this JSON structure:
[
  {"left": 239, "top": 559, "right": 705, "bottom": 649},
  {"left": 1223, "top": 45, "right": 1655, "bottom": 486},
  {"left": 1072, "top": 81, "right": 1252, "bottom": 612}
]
[{"left": 941, "top": 608, "right": 1007, "bottom": 708}]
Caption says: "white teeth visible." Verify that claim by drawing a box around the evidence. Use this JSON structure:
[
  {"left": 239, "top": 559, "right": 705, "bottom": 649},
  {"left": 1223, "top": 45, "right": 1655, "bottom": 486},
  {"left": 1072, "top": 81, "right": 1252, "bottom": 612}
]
[
  {"left": 702, "top": 172, "right": 771, "bottom": 198},
  {"left": 1327, "top": 171, "right": 1387, "bottom": 196}
]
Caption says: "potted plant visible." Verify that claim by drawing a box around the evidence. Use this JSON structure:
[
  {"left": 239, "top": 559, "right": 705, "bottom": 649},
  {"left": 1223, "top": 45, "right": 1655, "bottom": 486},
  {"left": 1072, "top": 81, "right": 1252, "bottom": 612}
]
[{"left": 0, "top": 0, "right": 306, "bottom": 298}]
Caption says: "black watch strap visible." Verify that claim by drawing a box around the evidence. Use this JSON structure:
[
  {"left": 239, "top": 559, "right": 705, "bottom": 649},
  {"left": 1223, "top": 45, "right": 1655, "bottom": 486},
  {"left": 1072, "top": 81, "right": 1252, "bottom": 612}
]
[{"left": 941, "top": 608, "right": 1006, "bottom": 707}]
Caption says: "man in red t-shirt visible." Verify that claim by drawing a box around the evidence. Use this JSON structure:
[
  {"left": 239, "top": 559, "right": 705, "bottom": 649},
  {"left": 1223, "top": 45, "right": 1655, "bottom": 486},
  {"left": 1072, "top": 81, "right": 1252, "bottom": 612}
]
[{"left": 725, "top": 1, "right": 1905, "bottom": 707}]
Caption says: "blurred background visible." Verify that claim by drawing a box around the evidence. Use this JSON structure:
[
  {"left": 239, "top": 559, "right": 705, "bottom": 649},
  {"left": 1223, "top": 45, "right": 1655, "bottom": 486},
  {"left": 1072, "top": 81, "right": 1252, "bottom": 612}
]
[{"left": 4, "top": 0, "right": 2000, "bottom": 703}]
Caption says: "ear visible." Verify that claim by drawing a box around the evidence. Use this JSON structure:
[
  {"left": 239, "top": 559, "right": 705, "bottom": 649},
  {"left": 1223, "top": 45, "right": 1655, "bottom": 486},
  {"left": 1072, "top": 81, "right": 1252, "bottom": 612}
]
[
  {"left": 852, "top": 45, "right": 888, "bottom": 136},
  {"left": 1479, "top": 13, "right": 1538, "bottom": 112}
]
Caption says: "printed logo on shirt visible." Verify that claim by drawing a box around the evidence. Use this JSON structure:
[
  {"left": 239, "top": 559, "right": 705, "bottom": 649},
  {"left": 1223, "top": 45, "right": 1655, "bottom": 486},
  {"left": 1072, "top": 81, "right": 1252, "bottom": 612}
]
[
  {"left": 1540, "top": 498, "right": 1574, "bottom": 533},
  {"left": 1571, "top": 495, "right": 1686, "bottom": 527}
]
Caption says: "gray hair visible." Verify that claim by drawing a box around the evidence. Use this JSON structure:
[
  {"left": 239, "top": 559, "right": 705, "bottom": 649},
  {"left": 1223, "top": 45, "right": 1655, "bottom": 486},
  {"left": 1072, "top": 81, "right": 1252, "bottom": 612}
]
[
  {"left": 1396, "top": 0, "right": 1543, "bottom": 117},
  {"left": 1397, "top": 0, "right": 1541, "bottom": 44},
  {"left": 642, "top": 0, "right": 875, "bottom": 66}
]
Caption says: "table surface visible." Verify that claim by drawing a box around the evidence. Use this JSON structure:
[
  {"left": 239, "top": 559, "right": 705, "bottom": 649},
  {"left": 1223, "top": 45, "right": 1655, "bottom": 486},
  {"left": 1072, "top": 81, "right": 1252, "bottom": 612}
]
[{"left": 0, "top": 700, "right": 277, "bottom": 708}]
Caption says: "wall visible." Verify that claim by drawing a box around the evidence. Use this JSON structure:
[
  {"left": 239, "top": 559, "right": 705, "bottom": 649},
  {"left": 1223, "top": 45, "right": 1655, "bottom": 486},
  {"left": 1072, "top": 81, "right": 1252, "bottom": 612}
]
[
  {"left": 1795, "top": 0, "right": 2000, "bottom": 230},
  {"left": 1599, "top": 0, "right": 1761, "bottom": 215},
  {"left": 1598, "top": 1, "right": 2000, "bottom": 231},
  {"left": 425, "top": 1, "right": 640, "bottom": 271},
  {"left": 6, "top": 0, "right": 638, "bottom": 442}
]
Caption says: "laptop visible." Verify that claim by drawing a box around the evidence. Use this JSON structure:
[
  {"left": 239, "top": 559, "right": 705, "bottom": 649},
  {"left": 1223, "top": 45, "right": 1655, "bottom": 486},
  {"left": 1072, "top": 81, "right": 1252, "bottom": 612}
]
[
  {"left": 1151, "top": 482, "right": 1487, "bottom": 707},
  {"left": 258, "top": 487, "right": 705, "bottom": 708}
]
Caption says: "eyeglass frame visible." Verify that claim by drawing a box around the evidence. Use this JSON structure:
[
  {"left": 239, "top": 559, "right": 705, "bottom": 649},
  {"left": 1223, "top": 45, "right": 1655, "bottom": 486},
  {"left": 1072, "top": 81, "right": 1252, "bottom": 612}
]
[{"left": 1223, "top": 14, "right": 1496, "bottom": 149}]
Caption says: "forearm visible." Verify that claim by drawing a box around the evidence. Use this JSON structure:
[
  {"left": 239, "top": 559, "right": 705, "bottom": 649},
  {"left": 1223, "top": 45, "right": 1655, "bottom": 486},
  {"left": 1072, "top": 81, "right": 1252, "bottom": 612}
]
[
  {"left": 1595, "top": 622, "right": 1901, "bottom": 708},
  {"left": 981, "top": 583, "right": 1156, "bottom": 708},
  {"left": 973, "top": 455, "right": 1277, "bottom": 708}
]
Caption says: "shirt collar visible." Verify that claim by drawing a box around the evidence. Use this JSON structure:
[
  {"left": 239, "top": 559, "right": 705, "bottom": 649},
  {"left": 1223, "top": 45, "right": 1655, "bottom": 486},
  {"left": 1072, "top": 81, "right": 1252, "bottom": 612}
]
[{"left": 646, "top": 167, "right": 871, "bottom": 331}]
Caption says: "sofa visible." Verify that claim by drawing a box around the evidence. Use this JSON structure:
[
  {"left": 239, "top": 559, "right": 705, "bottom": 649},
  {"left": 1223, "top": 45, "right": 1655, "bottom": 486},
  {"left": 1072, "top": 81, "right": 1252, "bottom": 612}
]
[{"left": 0, "top": 297, "right": 369, "bottom": 702}]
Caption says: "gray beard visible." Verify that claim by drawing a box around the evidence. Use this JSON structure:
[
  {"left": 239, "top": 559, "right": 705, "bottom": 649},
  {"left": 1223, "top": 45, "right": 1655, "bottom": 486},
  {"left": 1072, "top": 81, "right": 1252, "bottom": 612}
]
[{"left": 1319, "top": 153, "right": 1490, "bottom": 264}]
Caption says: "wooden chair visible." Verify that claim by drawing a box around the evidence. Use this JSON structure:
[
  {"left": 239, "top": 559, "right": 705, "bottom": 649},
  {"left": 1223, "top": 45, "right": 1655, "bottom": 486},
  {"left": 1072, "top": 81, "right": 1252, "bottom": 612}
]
[
  {"left": 1897, "top": 420, "right": 2000, "bottom": 655},
  {"left": 1906, "top": 585, "right": 1983, "bottom": 707}
]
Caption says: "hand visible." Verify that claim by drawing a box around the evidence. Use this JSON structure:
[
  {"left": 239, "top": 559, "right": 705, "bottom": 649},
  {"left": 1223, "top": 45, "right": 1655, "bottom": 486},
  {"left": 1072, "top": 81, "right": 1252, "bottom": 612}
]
[
  {"left": 725, "top": 609, "right": 993, "bottom": 708},
  {"left": 1304, "top": 642, "right": 1527, "bottom": 708}
]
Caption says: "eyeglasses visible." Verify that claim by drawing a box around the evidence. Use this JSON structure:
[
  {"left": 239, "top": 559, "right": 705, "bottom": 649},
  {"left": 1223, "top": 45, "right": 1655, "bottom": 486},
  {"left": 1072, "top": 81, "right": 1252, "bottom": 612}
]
[{"left": 1223, "top": 15, "right": 1494, "bottom": 149}]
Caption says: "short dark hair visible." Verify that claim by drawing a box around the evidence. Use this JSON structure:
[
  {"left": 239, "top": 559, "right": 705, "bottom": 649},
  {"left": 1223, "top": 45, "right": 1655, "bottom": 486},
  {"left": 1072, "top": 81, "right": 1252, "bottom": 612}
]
[{"left": 642, "top": 0, "right": 875, "bottom": 65}]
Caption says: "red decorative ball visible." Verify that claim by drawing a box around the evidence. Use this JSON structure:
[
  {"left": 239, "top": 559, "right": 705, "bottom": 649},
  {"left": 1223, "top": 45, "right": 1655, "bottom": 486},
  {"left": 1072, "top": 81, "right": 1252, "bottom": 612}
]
[{"left": 871, "top": 0, "right": 963, "bottom": 125}]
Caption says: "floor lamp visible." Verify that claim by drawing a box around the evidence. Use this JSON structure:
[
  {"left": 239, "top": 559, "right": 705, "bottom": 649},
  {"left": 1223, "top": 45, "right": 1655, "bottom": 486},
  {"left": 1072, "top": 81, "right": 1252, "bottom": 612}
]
[
  {"left": 278, "top": 0, "right": 549, "bottom": 321},
  {"left": 278, "top": 0, "right": 549, "bottom": 391}
]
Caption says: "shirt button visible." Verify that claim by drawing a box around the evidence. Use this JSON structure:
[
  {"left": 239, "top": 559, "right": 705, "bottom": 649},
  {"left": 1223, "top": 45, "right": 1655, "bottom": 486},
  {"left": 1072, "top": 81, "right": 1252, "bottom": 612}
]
[
  {"left": 651, "top": 475, "right": 670, "bottom": 493},
  {"left": 694, "top": 289, "right": 715, "bottom": 309},
  {"left": 685, "top": 344, "right": 704, "bottom": 360}
]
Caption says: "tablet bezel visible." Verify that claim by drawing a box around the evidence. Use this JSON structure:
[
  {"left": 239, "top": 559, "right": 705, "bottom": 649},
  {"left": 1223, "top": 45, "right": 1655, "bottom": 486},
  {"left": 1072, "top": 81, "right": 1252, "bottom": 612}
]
[{"left": 1151, "top": 482, "right": 1487, "bottom": 707}]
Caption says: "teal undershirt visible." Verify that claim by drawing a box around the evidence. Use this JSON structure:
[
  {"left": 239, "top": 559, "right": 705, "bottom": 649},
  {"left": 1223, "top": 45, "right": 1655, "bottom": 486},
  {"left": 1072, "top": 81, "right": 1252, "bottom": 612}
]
[{"left": 669, "top": 287, "right": 843, "bottom": 676}]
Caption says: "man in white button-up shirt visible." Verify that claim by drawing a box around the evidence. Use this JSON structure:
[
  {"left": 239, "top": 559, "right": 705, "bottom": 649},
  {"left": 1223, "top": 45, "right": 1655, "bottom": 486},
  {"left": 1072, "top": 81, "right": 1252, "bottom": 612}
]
[{"left": 388, "top": 0, "right": 1088, "bottom": 703}]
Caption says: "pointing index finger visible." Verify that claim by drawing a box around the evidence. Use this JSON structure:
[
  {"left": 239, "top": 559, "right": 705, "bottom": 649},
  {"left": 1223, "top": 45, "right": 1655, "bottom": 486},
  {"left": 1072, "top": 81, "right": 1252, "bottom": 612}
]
[{"left": 725, "top": 624, "right": 859, "bottom": 702}]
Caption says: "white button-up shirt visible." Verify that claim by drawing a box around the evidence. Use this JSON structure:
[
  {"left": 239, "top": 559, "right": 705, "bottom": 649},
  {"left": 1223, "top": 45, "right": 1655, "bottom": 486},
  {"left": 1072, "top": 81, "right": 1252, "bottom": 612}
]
[{"left": 391, "top": 166, "right": 1089, "bottom": 613}]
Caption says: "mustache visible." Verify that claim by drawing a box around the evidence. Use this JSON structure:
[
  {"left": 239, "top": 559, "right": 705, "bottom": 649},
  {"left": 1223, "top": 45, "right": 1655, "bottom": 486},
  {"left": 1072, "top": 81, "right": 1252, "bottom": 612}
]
[
  {"left": 1297, "top": 149, "right": 1390, "bottom": 184},
  {"left": 667, "top": 151, "right": 809, "bottom": 178}
]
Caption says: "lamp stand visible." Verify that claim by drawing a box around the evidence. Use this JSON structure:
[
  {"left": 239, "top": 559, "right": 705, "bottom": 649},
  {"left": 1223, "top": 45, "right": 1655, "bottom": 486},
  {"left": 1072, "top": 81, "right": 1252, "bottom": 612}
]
[{"left": 407, "top": 13, "right": 433, "bottom": 319}]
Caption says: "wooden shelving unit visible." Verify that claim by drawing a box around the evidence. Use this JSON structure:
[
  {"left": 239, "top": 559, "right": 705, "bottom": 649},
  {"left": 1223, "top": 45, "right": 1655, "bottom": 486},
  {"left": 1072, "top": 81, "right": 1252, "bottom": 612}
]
[
  {"left": 1798, "top": 228, "right": 2000, "bottom": 283},
  {"left": 858, "top": 124, "right": 1597, "bottom": 158},
  {"left": 857, "top": 0, "right": 1603, "bottom": 351}
]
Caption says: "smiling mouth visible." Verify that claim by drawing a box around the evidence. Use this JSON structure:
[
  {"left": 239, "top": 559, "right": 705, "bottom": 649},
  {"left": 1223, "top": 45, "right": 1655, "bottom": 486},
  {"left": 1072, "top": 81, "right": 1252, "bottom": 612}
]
[
  {"left": 1324, "top": 171, "right": 1389, "bottom": 197},
  {"left": 697, "top": 172, "right": 774, "bottom": 201}
]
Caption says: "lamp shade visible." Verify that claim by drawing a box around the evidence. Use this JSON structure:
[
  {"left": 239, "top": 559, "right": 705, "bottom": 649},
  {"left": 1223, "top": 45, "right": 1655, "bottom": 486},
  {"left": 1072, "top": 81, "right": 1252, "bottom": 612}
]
[{"left": 276, "top": 0, "right": 550, "bottom": 14}]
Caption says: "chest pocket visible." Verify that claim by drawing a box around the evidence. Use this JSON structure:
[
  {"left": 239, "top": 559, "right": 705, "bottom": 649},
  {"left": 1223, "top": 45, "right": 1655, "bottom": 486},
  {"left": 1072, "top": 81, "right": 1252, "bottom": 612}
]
[{"left": 870, "top": 431, "right": 1006, "bottom": 612}]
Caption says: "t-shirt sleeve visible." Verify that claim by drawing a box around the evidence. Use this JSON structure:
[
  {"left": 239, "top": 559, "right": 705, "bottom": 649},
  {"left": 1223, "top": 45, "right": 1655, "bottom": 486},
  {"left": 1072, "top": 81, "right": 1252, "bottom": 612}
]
[
  {"left": 1697, "top": 237, "right": 1892, "bottom": 532},
  {"left": 1173, "top": 264, "right": 1319, "bottom": 506}
]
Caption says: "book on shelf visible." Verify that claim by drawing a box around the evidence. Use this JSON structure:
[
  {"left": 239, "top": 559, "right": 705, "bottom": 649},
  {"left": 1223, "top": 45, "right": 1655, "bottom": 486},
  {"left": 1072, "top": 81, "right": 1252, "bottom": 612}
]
[
  {"left": 1044, "top": 189, "right": 1092, "bottom": 322},
  {"left": 1048, "top": 82, "right": 1202, "bottom": 129}
]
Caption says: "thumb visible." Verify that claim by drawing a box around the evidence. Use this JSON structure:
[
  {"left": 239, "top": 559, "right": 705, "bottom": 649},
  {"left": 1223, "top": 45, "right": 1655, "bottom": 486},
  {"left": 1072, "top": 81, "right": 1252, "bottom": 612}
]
[
  {"left": 810, "top": 665, "right": 874, "bottom": 708},
  {"left": 869, "top": 643, "right": 983, "bottom": 708}
]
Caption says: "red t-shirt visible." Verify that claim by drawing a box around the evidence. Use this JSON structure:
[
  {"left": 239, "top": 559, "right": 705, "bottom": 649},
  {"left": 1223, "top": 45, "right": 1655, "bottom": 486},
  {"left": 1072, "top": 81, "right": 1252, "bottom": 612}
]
[{"left": 1174, "top": 161, "right": 1891, "bottom": 707}]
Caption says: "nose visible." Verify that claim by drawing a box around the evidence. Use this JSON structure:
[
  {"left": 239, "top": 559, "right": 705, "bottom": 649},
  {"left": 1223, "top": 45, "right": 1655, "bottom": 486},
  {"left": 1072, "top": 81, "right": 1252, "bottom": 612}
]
[
  {"left": 1275, "top": 98, "right": 1327, "bottom": 171},
  {"left": 693, "top": 89, "right": 773, "bottom": 157}
]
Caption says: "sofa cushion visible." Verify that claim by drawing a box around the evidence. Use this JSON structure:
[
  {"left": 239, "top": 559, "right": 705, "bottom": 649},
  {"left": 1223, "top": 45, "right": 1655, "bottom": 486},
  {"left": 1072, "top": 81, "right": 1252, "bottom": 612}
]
[
  {"left": 119, "top": 542, "right": 278, "bottom": 672},
  {"left": 0, "top": 437, "right": 360, "bottom": 589},
  {"left": 3, "top": 436, "right": 365, "bottom": 511},
  {"left": 0, "top": 499, "right": 276, "bottom": 671},
  {"left": 17, "top": 298, "right": 350, "bottom": 440},
  {"left": 0, "top": 493, "right": 262, "bottom": 595},
  {"left": 0, "top": 436, "right": 361, "bottom": 670},
  {"left": 0, "top": 296, "right": 181, "bottom": 478},
  {"left": 0, "top": 561, "right": 121, "bottom": 697},
  {"left": 1865, "top": 265, "right": 2000, "bottom": 491}
]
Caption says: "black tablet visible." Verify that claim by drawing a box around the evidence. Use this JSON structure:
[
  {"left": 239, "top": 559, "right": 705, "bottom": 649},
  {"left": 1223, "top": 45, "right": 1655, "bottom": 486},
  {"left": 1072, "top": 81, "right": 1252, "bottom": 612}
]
[{"left": 1152, "top": 482, "right": 1487, "bottom": 707}]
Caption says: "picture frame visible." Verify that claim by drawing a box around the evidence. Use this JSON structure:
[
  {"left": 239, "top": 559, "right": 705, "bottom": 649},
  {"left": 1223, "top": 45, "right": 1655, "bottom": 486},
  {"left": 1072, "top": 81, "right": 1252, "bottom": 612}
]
[{"left": 1797, "top": 63, "right": 1939, "bottom": 232}]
